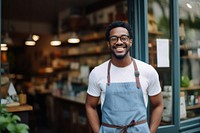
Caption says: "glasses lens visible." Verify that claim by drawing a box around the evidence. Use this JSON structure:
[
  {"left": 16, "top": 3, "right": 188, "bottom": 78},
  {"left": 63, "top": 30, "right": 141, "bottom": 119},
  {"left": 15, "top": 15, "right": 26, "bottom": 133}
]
[
  {"left": 120, "top": 35, "right": 129, "bottom": 42},
  {"left": 109, "top": 35, "right": 129, "bottom": 44},
  {"left": 110, "top": 36, "right": 118, "bottom": 44}
]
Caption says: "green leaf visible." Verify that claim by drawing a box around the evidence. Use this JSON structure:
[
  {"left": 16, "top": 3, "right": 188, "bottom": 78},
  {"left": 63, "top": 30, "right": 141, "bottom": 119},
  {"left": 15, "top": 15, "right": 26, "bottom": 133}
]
[
  {"left": 7, "top": 123, "right": 16, "bottom": 132},
  {"left": 6, "top": 115, "right": 15, "bottom": 124},
  {"left": 20, "top": 130, "right": 29, "bottom": 133},
  {"left": 17, "top": 123, "right": 29, "bottom": 130},
  {"left": 0, "top": 104, "right": 29, "bottom": 133},
  {"left": 12, "top": 115, "right": 21, "bottom": 122},
  {"left": 0, "top": 116, "right": 7, "bottom": 123}
]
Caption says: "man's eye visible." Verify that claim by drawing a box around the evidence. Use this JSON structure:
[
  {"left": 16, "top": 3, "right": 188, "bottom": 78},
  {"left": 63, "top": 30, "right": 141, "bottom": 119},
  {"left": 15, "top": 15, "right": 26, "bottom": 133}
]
[
  {"left": 111, "top": 38, "right": 117, "bottom": 41},
  {"left": 121, "top": 37, "right": 127, "bottom": 41}
]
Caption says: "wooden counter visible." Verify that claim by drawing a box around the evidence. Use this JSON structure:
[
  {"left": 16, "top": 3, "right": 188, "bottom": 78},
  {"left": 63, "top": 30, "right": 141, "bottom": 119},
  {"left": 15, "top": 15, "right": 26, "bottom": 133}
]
[
  {"left": 53, "top": 95, "right": 92, "bottom": 133},
  {"left": 6, "top": 104, "right": 33, "bottom": 124},
  {"left": 53, "top": 94, "right": 86, "bottom": 104},
  {"left": 6, "top": 104, "right": 33, "bottom": 113}
]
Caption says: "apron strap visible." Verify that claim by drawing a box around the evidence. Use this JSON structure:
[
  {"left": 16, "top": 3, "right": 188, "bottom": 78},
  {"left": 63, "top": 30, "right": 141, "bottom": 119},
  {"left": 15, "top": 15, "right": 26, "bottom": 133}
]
[
  {"left": 102, "top": 119, "right": 147, "bottom": 133},
  {"left": 107, "top": 58, "right": 141, "bottom": 89},
  {"left": 132, "top": 58, "right": 141, "bottom": 89},
  {"left": 107, "top": 60, "right": 111, "bottom": 86}
]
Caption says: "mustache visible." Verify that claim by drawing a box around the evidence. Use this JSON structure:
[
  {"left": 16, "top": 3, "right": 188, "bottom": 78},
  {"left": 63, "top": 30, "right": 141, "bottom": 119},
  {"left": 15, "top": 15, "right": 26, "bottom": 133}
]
[{"left": 112, "top": 43, "right": 127, "bottom": 49}]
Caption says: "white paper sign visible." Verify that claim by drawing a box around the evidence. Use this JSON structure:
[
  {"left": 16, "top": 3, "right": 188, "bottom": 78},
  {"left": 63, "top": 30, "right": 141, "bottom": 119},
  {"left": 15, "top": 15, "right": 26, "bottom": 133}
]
[
  {"left": 156, "top": 39, "right": 170, "bottom": 67},
  {"left": 8, "top": 82, "right": 17, "bottom": 95}
]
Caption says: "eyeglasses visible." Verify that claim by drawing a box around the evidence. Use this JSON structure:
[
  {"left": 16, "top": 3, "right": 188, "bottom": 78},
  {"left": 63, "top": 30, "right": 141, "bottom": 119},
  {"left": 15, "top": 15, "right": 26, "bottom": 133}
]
[{"left": 109, "top": 35, "right": 130, "bottom": 44}]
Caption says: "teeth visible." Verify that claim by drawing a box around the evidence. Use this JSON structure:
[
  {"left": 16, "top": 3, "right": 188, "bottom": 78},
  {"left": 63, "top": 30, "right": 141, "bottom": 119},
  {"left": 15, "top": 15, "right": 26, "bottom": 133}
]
[{"left": 116, "top": 47, "right": 124, "bottom": 51}]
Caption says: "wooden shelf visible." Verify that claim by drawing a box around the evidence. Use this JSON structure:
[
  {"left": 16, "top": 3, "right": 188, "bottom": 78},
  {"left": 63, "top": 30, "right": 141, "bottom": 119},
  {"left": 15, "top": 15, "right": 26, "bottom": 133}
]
[
  {"left": 187, "top": 104, "right": 200, "bottom": 110},
  {"left": 180, "top": 86, "right": 200, "bottom": 91},
  {"left": 60, "top": 51, "right": 110, "bottom": 58},
  {"left": 181, "top": 55, "right": 200, "bottom": 59},
  {"left": 180, "top": 45, "right": 200, "bottom": 50},
  {"left": 80, "top": 34, "right": 105, "bottom": 42}
]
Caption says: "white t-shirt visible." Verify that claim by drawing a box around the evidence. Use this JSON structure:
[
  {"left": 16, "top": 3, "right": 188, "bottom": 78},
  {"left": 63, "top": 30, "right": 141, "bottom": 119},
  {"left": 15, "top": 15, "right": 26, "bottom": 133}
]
[{"left": 87, "top": 59, "right": 161, "bottom": 108}]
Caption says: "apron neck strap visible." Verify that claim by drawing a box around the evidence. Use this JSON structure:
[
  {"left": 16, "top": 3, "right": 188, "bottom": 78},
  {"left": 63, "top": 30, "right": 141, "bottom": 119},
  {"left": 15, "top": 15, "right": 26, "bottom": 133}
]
[
  {"left": 107, "top": 60, "right": 111, "bottom": 86},
  {"left": 132, "top": 58, "right": 141, "bottom": 89},
  {"left": 107, "top": 58, "right": 141, "bottom": 89}
]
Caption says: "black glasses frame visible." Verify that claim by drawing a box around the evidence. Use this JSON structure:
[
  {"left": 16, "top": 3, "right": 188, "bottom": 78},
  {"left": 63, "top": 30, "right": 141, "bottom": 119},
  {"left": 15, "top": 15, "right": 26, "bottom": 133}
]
[{"left": 109, "top": 35, "right": 130, "bottom": 44}]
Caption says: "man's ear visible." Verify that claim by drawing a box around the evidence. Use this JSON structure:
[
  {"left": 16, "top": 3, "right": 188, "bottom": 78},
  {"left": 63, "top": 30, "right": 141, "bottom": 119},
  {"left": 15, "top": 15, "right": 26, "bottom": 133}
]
[
  {"left": 107, "top": 42, "right": 110, "bottom": 48},
  {"left": 130, "top": 39, "right": 133, "bottom": 47}
]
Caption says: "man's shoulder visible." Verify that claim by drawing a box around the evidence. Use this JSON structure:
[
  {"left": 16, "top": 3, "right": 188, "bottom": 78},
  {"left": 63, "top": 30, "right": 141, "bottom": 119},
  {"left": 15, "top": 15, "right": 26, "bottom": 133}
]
[
  {"left": 90, "top": 60, "right": 110, "bottom": 74},
  {"left": 134, "top": 58, "right": 152, "bottom": 68},
  {"left": 134, "top": 58, "right": 157, "bottom": 74},
  {"left": 95, "top": 60, "right": 110, "bottom": 69}
]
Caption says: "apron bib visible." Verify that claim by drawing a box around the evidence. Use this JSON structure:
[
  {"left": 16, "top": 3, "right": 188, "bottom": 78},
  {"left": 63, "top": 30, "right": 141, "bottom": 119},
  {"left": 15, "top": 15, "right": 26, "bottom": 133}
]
[{"left": 99, "top": 59, "right": 150, "bottom": 133}]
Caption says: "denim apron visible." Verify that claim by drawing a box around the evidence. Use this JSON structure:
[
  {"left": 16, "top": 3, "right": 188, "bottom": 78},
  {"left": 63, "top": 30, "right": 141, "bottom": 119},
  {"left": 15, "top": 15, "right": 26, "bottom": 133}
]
[{"left": 99, "top": 59, "right": 150, "bottom": 133}]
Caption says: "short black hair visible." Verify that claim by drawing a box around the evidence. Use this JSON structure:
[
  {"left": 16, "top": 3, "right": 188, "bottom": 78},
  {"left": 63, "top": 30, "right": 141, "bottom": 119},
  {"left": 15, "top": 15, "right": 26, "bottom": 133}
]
[{"left": 105, "top": 21, "right": 133, "bottom": 41}]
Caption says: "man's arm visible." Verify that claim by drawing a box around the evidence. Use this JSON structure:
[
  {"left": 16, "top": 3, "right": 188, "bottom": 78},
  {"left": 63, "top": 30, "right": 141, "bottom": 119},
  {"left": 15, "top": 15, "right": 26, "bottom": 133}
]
[
  {"left": 149, "top": 92, "right": 164, "bottom": 133},
  {"left": 85, "top": 94, "right": 100, "bottom": 133}
]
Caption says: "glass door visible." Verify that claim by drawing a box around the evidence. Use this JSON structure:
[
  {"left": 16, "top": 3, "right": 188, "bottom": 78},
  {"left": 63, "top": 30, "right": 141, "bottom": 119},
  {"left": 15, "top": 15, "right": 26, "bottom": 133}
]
[
  {"left": 129, "top": 0, "right": 180, "bottom": 132},
  {"left": 148, "top": 0, "right": 173, "bottom": 126}
]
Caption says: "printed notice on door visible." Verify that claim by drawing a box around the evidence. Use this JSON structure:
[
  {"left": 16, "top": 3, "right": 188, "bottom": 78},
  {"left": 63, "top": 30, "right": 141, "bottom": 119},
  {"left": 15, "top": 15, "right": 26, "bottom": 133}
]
[{"left": 156, "top": 39, "right": 169, "bottom": 67}]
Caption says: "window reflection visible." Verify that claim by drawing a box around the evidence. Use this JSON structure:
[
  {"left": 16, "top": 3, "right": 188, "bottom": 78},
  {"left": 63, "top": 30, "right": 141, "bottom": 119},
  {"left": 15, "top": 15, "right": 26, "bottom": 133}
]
[
  {"left": 148, "top": 0, "right": 172, "bottom": 126},
  {"left": 179, "top": 0, "right": 200, "bottom": 120}
]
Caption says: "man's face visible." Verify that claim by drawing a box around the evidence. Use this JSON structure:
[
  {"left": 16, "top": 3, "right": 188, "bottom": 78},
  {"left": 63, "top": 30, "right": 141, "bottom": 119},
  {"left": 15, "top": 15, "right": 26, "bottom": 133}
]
[{"left": 107, "top": 27, "right": 132, "bottom": 59}]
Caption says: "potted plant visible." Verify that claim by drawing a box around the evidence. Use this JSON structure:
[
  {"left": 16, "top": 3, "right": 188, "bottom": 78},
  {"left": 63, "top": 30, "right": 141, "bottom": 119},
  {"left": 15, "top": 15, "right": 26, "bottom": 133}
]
[{"left": 0, "top": 104, "right": 29, "bottom": 133}]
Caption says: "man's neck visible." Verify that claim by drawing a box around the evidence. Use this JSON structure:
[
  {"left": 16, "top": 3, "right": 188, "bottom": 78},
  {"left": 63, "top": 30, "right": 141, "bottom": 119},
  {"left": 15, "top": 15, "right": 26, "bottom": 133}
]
[{"left": 111, "top": 55, "right": 132, "bottom": 67}]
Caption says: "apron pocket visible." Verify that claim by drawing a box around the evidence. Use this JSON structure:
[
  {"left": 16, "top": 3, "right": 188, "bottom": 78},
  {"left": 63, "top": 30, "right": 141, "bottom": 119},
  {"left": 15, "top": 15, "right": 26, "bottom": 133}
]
[{"left": 109, "top": 90, "right": 139, "bottom": 112}]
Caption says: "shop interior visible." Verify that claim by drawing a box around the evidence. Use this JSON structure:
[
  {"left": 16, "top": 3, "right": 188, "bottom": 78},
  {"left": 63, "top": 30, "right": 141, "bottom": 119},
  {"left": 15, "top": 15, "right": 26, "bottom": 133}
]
[
  {"left": 1, "top": 0, "right": 127, "bottom": 132},
  {"left": 1, "top": 0, "right": 200, "bottom": 133}
]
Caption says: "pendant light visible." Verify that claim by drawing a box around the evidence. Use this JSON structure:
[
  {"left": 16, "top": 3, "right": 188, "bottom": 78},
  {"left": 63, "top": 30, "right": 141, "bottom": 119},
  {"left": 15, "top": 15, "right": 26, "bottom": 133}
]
[
  {"left": 1, "top": 46, "right": 8, "bottom": 51},
  {"left": 67, "top": 32, "right": 80, "bottom": 44},
  {"left": 50, "top": 36, "right": 61, "bottom": 46},
  {"left": 1, "top": 43, "right": 7, "bottom": 47},
  {"left": 1, "top": 38, "right": 8, "bottom": 51},
  {"left": 25, "top": 0, "right": 36, "bottom": 46},
  {"left": 3, "top": 33, "right": 13, "bottom": 45},
  {"left": 25, "top": 34, "right": 36, "bottom": 46},
  {"left": 50, "top": 0, "right": 61, "bottom": 46},
  {"left": 67, "top": 8, "right": 81, "bottom": 44},
  {"left": 32, "top": 34, "right": 40, "bottom": 41},
  {"left": 1, "top": 37, "right": 8, "bottom": 51}
]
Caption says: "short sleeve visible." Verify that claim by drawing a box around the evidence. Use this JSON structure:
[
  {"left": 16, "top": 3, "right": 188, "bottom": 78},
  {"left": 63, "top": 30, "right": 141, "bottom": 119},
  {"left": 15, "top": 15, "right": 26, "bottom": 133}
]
[
  {"left": 147, "top": 66, "right": 162, "bottom": 96},
  {"left": 87, "top": 68, "right": 101, "bottom": 97}
]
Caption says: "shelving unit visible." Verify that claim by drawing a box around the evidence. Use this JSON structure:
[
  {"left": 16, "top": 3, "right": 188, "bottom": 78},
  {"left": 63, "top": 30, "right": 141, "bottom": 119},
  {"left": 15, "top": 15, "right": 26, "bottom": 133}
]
[
  {"left": 54, "top": 95, "right": 92, "bottom": 133},
  {"left": 187, "top": 104, "right": 200, "bottom": 110},
  {"left": 180, "top": 40, "right": 200, "bottom": 119},
  {"left": 60, "top": 50, "right": 110, "bottom": 58},
  {"left": 148, "top": 31, "right": 163, "bottom": 67},
  {"left": 51, "top": 31, "right": 110, "bottom": 75},
  {"left": 181, "top": 56, "right": 200, "bottom": 60},
  {"left": 180, "top": 86, "right": 200, "bottom": 91}
]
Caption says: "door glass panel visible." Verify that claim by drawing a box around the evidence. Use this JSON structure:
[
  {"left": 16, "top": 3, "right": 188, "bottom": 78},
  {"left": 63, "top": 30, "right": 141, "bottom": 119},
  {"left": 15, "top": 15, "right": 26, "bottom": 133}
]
[
  {"left": 179, "top": 0, "right": 200, "bottom": 121},
  {"left": 148, "top": 0, "right": 172, "bottom": 126}
]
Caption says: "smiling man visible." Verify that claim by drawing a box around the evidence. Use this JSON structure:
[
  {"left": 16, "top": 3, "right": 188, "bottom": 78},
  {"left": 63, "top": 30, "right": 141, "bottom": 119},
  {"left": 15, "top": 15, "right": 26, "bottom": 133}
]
[{"left": 85, "top": 21, "right": 163, "bottom": 133}]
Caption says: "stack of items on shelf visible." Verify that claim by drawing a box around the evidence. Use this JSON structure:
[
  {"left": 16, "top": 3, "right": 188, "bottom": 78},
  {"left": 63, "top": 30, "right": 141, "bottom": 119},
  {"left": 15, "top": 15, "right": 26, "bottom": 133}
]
[{"left": 162, "top": 86, "right": 187, "bottom": 122}]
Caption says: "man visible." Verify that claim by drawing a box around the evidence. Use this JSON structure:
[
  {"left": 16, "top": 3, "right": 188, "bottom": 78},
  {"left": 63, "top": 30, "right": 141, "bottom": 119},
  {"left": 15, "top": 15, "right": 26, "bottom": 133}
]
[{"left": 85, "top": 21, "right": 163, "bottom": 133}]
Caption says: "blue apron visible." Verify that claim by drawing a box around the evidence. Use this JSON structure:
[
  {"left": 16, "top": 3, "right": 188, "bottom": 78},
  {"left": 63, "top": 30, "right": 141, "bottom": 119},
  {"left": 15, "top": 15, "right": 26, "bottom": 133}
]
[{"left": 99, "top": 59, "right": 150, "bottom": 133}]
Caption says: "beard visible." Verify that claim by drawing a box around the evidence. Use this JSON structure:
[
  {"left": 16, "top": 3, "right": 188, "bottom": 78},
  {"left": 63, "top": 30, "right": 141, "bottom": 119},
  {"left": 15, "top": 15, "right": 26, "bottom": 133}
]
[{"left": 110, "top": 43, "right": 131, "bottom": 59}]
